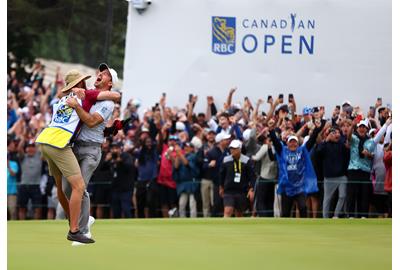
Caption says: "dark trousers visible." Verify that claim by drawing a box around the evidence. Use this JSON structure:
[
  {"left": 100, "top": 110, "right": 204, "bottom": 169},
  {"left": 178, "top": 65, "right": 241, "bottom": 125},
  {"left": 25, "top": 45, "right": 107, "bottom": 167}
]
[
  {"left": 136, "top": 181, "right": 150, "bottom": 218},
  {"left": 212, "top": 184, "right": 223, "bottom": 217},
  {"left": 347, "top": 170, "right": 372, "bottom": 218},
  {"left": 112, "top": 191, "right": 133, "bottom": 218},
  {"left": 255, "top": 179, "right": 275, "bottom": 217},
  {"left": 281, "top": 193, "right": 307, "bottom": 218}
]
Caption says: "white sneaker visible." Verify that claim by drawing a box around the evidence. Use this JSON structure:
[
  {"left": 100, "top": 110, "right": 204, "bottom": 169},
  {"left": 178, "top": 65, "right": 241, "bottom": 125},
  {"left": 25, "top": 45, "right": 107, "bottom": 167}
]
[
  {"left": 71, "top": 241, "right": 87, "bottom": 246},
  {"left": 85, "top": 216, "right": 95, "bottom": 238},
  {"left": 168, "top": 207, "right": 177, "bottom": 218}
]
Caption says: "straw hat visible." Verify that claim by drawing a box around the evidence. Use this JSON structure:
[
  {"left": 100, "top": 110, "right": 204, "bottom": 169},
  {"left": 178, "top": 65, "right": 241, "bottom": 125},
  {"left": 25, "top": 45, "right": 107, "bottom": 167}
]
[{"left": 61, "top": 69, "right": 91, "bottom": 93}]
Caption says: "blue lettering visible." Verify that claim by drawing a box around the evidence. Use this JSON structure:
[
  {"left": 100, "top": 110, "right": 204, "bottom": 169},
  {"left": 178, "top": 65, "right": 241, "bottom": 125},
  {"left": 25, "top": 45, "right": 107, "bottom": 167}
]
[
  {"left": 308, "top": 20, "right": 315, "bottom": 29},
  {"left": 282, "top": 35, "right": 292, "bottom": 54},
  {"left": 264, "top": 35, "right": 275, "bottom": 53},
  {"left": 271, "top": 20, "right": 277, "bottom": 29},
  {"left": 242, "top": 19, "right": 249, "bottom": 28},
  {"left": 251, "top": 20, "right": 258, "bottom": 28},
  {"left": 299, "top": 35, "right": 314, "bottom": 54},
  {"left": 298, "top": 20, "right": 305, "bottom": 29},
  {"left": 261, "top": 19, "right": 268, "bottom": 28},
  {"left": 242, "top": 34, "right": 258, "bottom": 53},
  {"left": 280, "top": 20, "right": 287, "bottom": 29}
]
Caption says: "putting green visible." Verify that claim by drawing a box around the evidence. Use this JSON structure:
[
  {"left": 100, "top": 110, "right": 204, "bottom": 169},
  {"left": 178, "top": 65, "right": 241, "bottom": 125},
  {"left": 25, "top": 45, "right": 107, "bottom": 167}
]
[{"left": 8, "top": 218, "right": 391, "bottom": 270}]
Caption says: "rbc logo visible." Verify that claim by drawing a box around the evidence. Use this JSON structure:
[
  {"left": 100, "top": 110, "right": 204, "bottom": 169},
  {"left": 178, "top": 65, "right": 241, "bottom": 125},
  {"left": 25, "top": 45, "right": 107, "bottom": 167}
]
[
  {"left": 212, "top": 16, "right": 236, "bottom": 55},
  {"left": 54, "top": 104, "right": 73, "bottom": 124}
]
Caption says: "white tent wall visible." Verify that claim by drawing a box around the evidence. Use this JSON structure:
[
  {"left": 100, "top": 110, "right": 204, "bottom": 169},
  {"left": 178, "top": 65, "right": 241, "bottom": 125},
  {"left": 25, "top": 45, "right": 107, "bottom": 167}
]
[{"left": 122, "top": 0, "right": 391, "bottom": 116}]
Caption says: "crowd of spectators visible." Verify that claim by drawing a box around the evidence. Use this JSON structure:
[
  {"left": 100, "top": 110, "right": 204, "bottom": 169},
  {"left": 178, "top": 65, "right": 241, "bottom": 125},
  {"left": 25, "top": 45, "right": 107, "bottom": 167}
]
[{"left": 7, "top": 60, "right": 392, "bottom": 220}]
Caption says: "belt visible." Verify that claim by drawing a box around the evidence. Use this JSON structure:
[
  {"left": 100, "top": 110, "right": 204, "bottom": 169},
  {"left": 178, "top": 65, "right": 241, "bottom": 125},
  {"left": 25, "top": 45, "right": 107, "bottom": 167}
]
[{"left": 73, "top": 140, "right": 102, "bottom": 147}]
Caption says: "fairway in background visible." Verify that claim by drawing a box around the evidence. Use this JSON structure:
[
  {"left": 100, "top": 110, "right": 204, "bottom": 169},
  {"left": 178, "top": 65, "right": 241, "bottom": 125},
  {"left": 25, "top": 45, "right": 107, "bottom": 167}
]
[{"left": 8, "top": 219, "right": 391, "bottom": 270}]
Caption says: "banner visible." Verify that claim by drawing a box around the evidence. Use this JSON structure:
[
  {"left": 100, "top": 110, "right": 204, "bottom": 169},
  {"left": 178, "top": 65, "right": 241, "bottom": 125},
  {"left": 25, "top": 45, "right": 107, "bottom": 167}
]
[{"left": 123, "top": 0, "right": 391, "bottom": 115}]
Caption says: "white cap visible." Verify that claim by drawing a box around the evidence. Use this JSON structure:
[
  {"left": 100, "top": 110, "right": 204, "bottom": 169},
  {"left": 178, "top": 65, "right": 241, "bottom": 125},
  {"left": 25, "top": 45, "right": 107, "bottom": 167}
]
[
  {"left": 242, "top": 129, "right": 252, "bottom": 142},
  {"left": 342, "top": 100, "right": 352, "bottom": 106},
  {"left": 368, "top": 128, "right": 377, "bottom": 136},
  {"left": 176, "top": 121, "right": 186, "bottom": 131},
  {"left": 131, "top": 98, "right": 141, "bottom": 108},
  {"left": 238, "top": 118, "right": 246, "bottom": 126},
  {"left": 99, "top": 63, "right": 119, "bottom": 86},
  {"left": 191, "top": 137, "right": 203, "bottom": 151},
  {"left": 233, "top": 103, "right": 242, "bottom": 110},
  {"left": 23, "top": 86, "right": 31, "bottom": 93},
  {"left": 229, "top": 139, "right": 242, "bottom": 149},
  {"left": 357, "top": 119, "right": 369, "bottom": 128},
  {"left": 287, "top": 135, "right": 299, "bottom": 143},
  {"left": 215, "top": 132, "right": 231, "bottom": 143}
]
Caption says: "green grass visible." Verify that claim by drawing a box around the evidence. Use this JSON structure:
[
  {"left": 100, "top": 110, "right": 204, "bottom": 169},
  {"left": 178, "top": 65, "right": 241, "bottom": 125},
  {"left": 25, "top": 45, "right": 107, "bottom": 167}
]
[{"left": 8, "top": 218, "right": 391, "bottom": 270}]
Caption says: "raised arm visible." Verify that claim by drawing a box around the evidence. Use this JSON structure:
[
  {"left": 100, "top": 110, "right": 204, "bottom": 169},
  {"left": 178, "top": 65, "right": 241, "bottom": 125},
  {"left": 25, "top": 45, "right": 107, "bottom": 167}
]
[
  {"left": 187, "top": 96, "right": 197, "bottom": 124},
  {"left": 252, "top": 144, "right": 268, "bottom": 161},
  {"left": 269, "top": 128, "right": 283, "bottom": 155},
  {"left": 97, "top": 91, "right": 121, "bottom": 102},
  {"left": 305, "top": 121, "right": 325, "bottom": 151},
  {"left": 373, "top": 117, "right": 391, "bottom": 144},
  {"left": 252, "top": 99, "right": 263, "bottom": 122},
  {"left": 226, "top": 87, "right": 237, "bottom": 109}
]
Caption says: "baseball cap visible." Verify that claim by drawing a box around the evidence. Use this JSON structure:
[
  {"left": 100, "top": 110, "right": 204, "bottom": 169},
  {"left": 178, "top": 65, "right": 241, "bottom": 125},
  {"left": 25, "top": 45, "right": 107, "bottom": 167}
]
[
  {"left": 204, "top": 128, "right": 216, "bottom": 134},
  {"left": 140, "top": 127, "right": 150, "bottom": 134},
  {"left": 168, "top": 134, "right": 179, "bottom": 141},
  {"left": 287, "top": 135, "right": 299, "bottom": 143},
  {"left": 111, "top": 141, "right": 123, "bottom": 148},
  {"left": 377, "top": 106, "right": 386, "bottom": 113},
  {"left": 229, "top": 139, "right": 242, "bottom": 149},
  {"left": 26, "top": 140, "right": 36, "bottom": 147},
  {"left": 276, "top": 104, "right": 289, "bottom": 113},
  {"left": 368, "top": 128, "right": 377, "bottom": 136},
  {"left": 98, "top": 63, "right": 119, "bottom": 86},
  {"left": 215, "top": 132, "right": 231, "bottom": 143},
  {"left": 342, "top": 100, "right": 352, "bottom": 106},
  {"left": 357, "top": 120, "right": 369, "bottom": 128},
  {"left": 242, "top": 129, "right": 252, "bottom": 142},
  {"left": 176, "top": 121, "right": 186, "bottom": 131},
  {"left": 302, "top": 106, "right": 313, "bottom": 115}
]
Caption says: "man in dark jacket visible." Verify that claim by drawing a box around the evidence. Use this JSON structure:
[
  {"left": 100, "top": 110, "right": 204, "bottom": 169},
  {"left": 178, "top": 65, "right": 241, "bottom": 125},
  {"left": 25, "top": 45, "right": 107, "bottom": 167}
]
[
  {"left": 203, "top": 133, "right": 231, "bottom": 216},
  {"left": 315, "top": 126, "right": 350, "bottom": 218},
  {"left": 219, "top": 140, "right": 256, "bottom": 217},
  {"left": 105, "top": 142, "right": 134, "bottom": 218}
]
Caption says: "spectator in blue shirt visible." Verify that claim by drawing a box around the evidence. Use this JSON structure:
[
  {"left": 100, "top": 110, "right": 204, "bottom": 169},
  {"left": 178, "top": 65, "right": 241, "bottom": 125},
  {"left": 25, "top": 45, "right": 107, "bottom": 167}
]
[
  {"left": 172, "top": 143, "right": 199, "bottom": 217},
  {"left": 269, "top": 121, "right": 324, "bottom": 217},
  {"left": 7, "top": 154, "right": 19, "bottom": 220}
]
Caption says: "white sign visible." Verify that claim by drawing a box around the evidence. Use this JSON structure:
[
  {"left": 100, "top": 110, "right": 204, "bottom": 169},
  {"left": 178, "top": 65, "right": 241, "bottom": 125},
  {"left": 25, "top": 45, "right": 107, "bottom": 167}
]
[{"left": 122, "top": 0, "right": 391, "bottom": 116}]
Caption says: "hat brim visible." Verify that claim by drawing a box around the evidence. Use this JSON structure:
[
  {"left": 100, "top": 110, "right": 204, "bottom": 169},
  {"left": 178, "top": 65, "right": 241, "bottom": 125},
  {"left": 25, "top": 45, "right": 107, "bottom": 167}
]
[
  {"left": 61, "top": 75, "right": 91, "bottom": 93},
  {"left": 99, "top": 63, "right": 109, "bottom": 72}
]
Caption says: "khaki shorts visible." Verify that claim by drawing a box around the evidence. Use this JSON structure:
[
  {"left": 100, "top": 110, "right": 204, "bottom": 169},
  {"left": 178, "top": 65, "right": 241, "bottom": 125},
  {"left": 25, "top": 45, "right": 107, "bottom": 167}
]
[{"left": 39, "top": 144, "right": 81, "bottom": 179}]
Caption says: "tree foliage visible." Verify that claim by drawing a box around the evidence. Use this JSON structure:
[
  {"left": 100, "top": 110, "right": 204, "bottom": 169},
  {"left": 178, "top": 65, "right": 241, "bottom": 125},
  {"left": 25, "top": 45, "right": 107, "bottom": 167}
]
[{"left": 8, "top": 0, "right": 128, "bottom": 76}]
